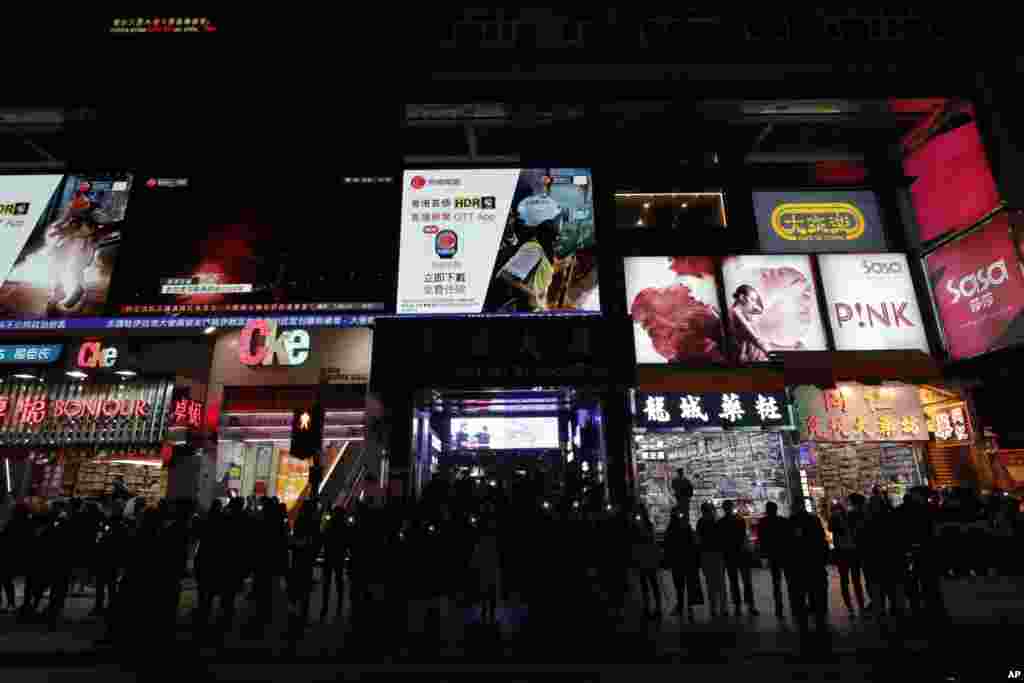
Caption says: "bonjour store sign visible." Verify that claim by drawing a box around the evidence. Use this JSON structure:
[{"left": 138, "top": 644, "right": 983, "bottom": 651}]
[{"left": 0, "top": 378, "right": 176, "bottom": 446}]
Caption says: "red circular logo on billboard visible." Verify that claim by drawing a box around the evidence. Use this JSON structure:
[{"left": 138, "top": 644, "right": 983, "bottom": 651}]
[
  {"left": 411, "top": 176, "right": 427, "bottom": 190},
  {"left": 146, "top": 178, "right": 158, "bottom": 189},
  {"left": 437, "top": 233, "right": 456, "bottom": 249}
]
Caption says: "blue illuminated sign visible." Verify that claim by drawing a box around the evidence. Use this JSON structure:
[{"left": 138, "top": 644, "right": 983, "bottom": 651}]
[
  {"left": 0, "top": 316, "right": 374, "bottom": 332},
  {"left": 0, "top": 344, "right": 63, "bottom": 364}
]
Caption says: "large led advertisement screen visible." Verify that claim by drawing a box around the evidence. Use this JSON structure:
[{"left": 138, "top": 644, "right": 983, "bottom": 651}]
[
  {"left": 396, "top": 168, "right": 598, "bottom": 315},
  {"left": 902, "top": 104, "right": 1001, "bottom": 245},
  {"left": 752, "top": 189, "right": 888, "bottom": 253},
  {"left": 720, "top": 255, "right": 827, "bottom": 363},
  {"left": 818, "top": 253, "right": 929, "bottom": 352},
  {"left": 449, "top": 417, "right": 560, "bottom": 450},
  {"left": 925, "top": 211, "right": 1024, "bottom": 361},
  {"left": 624, "top": 256, "right": 725, "bottom": 364},
  {"left": 112, "top": 174, "right": 394, "bottom": 315},
  {"left": 0, "top": 173, "right": 132, "bottom": 319}
]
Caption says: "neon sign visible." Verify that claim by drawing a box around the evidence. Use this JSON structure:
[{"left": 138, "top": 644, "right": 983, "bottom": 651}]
[
  {"left": 239, "top": 319, "right": 311, "bottom": 367},
  {"left": 77, "top": 341, "right": 119, "bottom": 368},
  {"left": 0, "top": 397, "right": 150, "bottom": 425}
]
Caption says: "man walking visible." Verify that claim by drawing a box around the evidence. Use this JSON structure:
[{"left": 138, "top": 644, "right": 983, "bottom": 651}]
[
  {"left": 671, "top": 470, "right": 694, "bottom": 518},
  {"left": 718, "top": 500, "right": 759, "bottom": 616},
  {"left": 786, "top": 500, "right": 830, "bottom": 641}
]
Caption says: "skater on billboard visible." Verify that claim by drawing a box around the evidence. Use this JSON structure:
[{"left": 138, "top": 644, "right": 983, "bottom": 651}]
[{"left": 43, "top": 191, "right": 107, "bottom": 314}]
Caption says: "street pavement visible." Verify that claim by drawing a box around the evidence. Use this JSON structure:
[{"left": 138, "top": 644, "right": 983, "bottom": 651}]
[{"left": 0, "top": 567, "right": 1022, "bottom": 676}]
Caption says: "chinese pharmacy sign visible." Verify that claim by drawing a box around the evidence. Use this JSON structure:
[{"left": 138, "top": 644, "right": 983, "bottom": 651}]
[
  {"left": 633, "top": 391, "right": 793, "bottom": 431},
  {"left": 793, "top": 383, "right": 928, "bottom": 443},
  {"left": 0, "top": 378, "right": 176, "bottom": 446}
]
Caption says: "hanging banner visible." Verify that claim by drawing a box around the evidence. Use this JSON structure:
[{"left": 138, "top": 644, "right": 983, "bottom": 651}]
[
  {"left": 634, "top": 391, "right": 792, "bottom": 432},
  {"left": 794, "top": 382, "right": 928, "bottom": 442},
  {"left": 753, "top": 189, "right": 888, "bottom": 253}
]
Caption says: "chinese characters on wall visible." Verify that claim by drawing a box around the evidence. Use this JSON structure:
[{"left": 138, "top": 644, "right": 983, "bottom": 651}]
[
  {"left": 928, "top": 404, "right": 970, "bottom": 442},
  {"left": 794, "top": 383, "right": 929, "bottom": 443},
  {"left": 635, "top": 391, "right": 791, "bottom": 431}
]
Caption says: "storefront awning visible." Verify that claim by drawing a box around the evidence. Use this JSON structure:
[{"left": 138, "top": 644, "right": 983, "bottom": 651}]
[{"left": 777, "top": 351, "right": 942, "bottom": 387}]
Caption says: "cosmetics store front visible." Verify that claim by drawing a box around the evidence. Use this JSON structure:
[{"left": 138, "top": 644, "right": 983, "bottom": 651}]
[{"left": 0, "top": 337, "right": 213, "bottom": 508}]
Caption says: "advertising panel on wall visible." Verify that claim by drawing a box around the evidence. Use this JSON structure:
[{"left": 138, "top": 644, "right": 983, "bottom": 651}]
[
  {"left": 0, "top": 173, "right": 132, "bottom": 319},
  {"left": 925, "top": 211, "right": 1024, "bottom": 361},
  {"left": 396, "top": 168, "right": 598, "bottom": 315},
  {"left": 112, "top": 174, "right": 393, "bottom": 316},
  {"left": 449, "top": 417, "right": 560, "bottom": 450},
  {"left": 818, "top": 253, "right": 929, "bottom": 352},
  {"left": 720, "top": 255, "right": 828, "bottom": 363},
  {"left": 793, "top": 383, "right": 928, "bottom": 443},
  {"left": 901, "top": 101, "right": 1002, "bottom": 246},
  {"left": 623, "top": 256, "right": 725, "bottom": 364},
  {"left": 752, "top": 189, "right": 888, "bottom": 253}
]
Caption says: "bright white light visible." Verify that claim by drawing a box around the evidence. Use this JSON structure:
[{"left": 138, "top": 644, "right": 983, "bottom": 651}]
[
  {"left": 109, "top": 459, "right": 162, "bottom": 467},
  {"left": 203, "top": 326, "right": 217, "bottom": 335},
  {"left": 115, "top": 370, "right": 137, "bottom": 378},
  {"left": 643, "top": 202, "right": 651, "bottom": 209},
  {"left": 4, "top": 458, "right": 11, "bottom": 494},
  {"left": 12, "top": 374, "right": 37, "bottom": 380},
  {"left": 66, "top": 370, "right": 88, "bottom": 380}
]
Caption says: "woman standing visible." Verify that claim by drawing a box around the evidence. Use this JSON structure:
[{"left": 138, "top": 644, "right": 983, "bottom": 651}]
[{"left": 697, "top": 502, "right": 727, "bottom": 618}]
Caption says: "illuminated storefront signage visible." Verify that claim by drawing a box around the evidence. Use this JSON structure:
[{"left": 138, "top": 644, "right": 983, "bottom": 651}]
[
  {"left": 239, "top": 319, "right": 311, "bottom": 367},
  {"left": 0, "top": 379, "right": 175, "bottom": 446},
  {"left": 928, "top": 404, "right": 970, "bottom": 442},
  {"left": 794, "top": 383, "right": 928, "bottom": 442},
  {"left": 172, "top": 399, "right": 204, "bottom": 430},
  {"left": 77, "top": 341, "right": 118, "bottom": 368},
  {"left": 753, "top": 190, "right": 887, "bottom": 253},
  {"left": 0, "top": 344, "right": 62, "bottom": 364},
  {"left": 633, "top": 391, "right": 792, "bottom": 431}
]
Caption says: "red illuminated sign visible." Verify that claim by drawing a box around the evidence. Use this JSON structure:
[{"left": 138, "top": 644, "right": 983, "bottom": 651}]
[
  {"left": 0, "top": 398, "right": 150, "bottom": 424},
  {"left": 173, "top": 399, "right": 204, "bottom": 430}
]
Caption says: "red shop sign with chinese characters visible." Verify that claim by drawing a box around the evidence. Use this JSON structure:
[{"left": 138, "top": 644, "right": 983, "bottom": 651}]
[
  {"left": 794, "top": 383, "right": 929, "bottom": 443},
  {"left": 172, "top": 399, "right": 204, "bottom": 430}
]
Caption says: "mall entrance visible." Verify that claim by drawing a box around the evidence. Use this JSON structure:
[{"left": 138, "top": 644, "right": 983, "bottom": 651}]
[{"left": 410, "top": 387, "right": 610, "bottom": 509}]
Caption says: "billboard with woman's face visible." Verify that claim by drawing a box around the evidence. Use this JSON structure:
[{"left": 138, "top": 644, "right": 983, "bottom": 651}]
[{"left": 720, "top": 255, "right": 828, "bottom": 363}]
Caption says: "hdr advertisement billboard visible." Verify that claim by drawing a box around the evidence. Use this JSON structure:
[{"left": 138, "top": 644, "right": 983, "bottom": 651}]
[
  {"left": 623, "top": 256, "right": 725, "bottom": 364},
  {"left": 926, "top": 211, "right": 1024, "bottom": 361},
  {"left": 0, "top": 173, "right": 132, "bottom": 319},
  {"left": 818, "top": 253, "right": 929, "bottom": 352},
  {"left": 396, "top": 168, "right": 598, "bottom": 315},
  {"left": 720, "top": 255, "right": 827, "bottom": 363},
  {"left": 752, "top": 189, "right": 888, "bottom": 253}
]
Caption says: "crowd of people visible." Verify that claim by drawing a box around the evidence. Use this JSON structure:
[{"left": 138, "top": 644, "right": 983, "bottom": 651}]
[{"left": 0, "top": 468, "right": 1022, "bottom": 656}]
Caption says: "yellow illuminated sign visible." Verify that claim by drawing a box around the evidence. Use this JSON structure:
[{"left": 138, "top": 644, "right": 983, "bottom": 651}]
[{"left": 770, "top": 202, "right": 866, "bottom": 241}]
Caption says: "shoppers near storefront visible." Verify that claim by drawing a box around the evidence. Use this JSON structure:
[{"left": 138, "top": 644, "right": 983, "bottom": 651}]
[
  {"left": 785, "top": 500, "right": 830, "bottom": 638},
  {"left": 697, "top": 502, "right": 727, "bottom": 618},
  {"left": 719, "top": 500, "right": 759, "bottom": 616},
  {"left": 829, "top": 503, "right": 866, "bottom": 616},
  {"left": 757, "top": 501, "right": 790, "bottom": 618},
  {"left": 664, "top": 502, "right": 703, "bottom": 619},
  {"left": 672, "top": 470, "right": 694, "bottom": 517}
]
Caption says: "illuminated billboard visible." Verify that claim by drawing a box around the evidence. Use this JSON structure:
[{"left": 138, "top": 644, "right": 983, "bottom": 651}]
[
  {"left": 396, "top": 168, "right": 598, "bottom": 315},
  {"left": 818, "top": 253, "right": 929, "bottom": 352},
  {"left": 623, "top": 256, "right": 725, "bottom": 364},
  {"left": 925, "top": 211, "right": 1024, "bottom": 361},
  {"left": 752, "top": 189, "right": 888, "bottom": 253},
  {"left": 720, "top": 255, "right": 828, "bottom": 363},
  {"left": 111, "top": 173, "right": 393, "bottom": 315},
  {"left": 0, "top": 173, "right": 132, "bottom": 319}
]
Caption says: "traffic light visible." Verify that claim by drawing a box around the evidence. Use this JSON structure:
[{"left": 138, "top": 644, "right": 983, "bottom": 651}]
[{"left": 290, "top": 403, "right": 324, "bottom": 459}]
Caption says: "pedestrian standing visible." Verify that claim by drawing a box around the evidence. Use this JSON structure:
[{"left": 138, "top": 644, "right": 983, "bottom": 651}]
[
  {"left": 630, "top": 505, "right": 663, "bottom": 619},
  {"left": 718, "top": 500, "right": 759, "bottom": 616},
  {"left": 672, "top": 470, "right": 695, "bottom": 519},
  {"left": 757, "top": 501, "right": 790, "bottom": 618},
  {"left": 829, "top": 503, "right": 866, "bottom": 616},
  {"left": 697, "top": 502, "right": 727, "bottom": 618},
  {"left": 470, "top": 518, "right": 501, "bottom": 624},
  {"left": 785, "top": 501, "right": 830, "bottom": 638},
  {"left": 664, "top": 503, "right": 703, "bottom": 620},
  {"left": 320, "top": 506, "right": 350, "bottom": 624}
]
